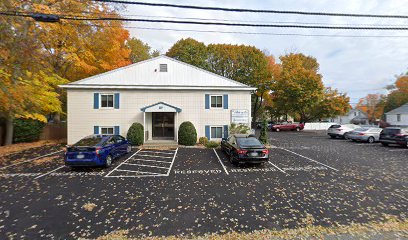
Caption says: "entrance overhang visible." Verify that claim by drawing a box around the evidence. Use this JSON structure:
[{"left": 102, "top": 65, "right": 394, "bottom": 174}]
[{"left": 140, "top": 102, "right": 182, "bottom": 113}]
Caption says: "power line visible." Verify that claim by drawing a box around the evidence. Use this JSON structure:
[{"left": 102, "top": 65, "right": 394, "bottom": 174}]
[
  {"left": 4, "top": 9, "right": 408, "bottom": 27},
  {"left": 2, "top": 11, "right": 408, "bottom": 30},
  {"left": 92, "top": 0, "right": 408, "bottom": 19}
]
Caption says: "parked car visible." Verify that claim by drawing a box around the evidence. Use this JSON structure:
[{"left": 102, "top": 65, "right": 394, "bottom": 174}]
[
  {"left": 270, "top": 122, "right": 305, "bottom": 132},
  {"left": 221, "top": 134, "right": 269, "bottom": 165},
  {"left": 379, "top": 127, "right": 408, "bottom": 147},
  {"left": 64, "top": 134, "right": 131, "bottom": 168},
  {"left": 327, "top": 124, "right": 360, "bottom": 139},
  {"left": 348, "top": 127, "right": 383, "bottom": 143}
]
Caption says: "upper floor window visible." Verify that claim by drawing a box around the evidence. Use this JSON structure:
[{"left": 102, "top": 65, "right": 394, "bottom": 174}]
[
  {"left": 159, "top": 64, "right": 168, "bottom": 72},
  {"left": 210, "top": 95, "right": 223, "bottom": 108},
  {"left": 397, "top": 114, "right": 401, "bottom": 122},
  {"left": 100, "top": 94, "right": 114, "bottom": 108}
]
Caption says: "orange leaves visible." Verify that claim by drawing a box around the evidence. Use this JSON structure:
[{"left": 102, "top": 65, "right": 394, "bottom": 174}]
[{"left": 395, "top": 75, "right": 408, "bottom": 94}]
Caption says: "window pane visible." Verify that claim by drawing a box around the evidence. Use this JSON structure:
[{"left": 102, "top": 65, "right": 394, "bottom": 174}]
[
  {"left": 211, "top": 96, "right": 216, "bottom": 107},
  {"left": 216, "top": 127, "right": 223, "bottom": 138},
  {"left": 107, "top": 95, "right": 114, "bottom": 107},
  {"left": 216, "top": 96, "right": 222, "bottom": 108},
  {"left": 211, "top": 127, "right": 216, "bottom": 138},
  {"left": 101, "top": 95, "right": 107, "bottom": 107}
]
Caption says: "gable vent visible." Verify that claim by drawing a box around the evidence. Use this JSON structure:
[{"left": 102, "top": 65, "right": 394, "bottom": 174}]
[{"left": 159, "top": 64, "right": 168, "bottom": 72}]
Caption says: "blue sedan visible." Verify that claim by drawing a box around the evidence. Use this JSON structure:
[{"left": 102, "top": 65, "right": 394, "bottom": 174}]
[{"left": 64, "top": 134, "right": 132, "bottom": 168}]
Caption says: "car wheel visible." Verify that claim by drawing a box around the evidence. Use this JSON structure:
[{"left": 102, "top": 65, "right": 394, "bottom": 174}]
[
  {"left": 381, "top": 142, "right": 389, "bottom": 147},
  {"left": 276, "top": 128, "right": 280, "bottom": 132},
  {"left": 296, "top": 127, "right": 300, "bottom": 132},
  {"left": 105, "top": 155, "right": 112, "bottom": 168},
  {"left": 367, "top": 137, "right": 375, "bottom": 144},
  {"left": 344, "top": 133, "right": 349, "bottom": 140},
  {"left": 126, "top": 145, "right": 132, "bottom": 153},
  {"left": 229, "top": 154, "right": 236, "bottom": 165}
]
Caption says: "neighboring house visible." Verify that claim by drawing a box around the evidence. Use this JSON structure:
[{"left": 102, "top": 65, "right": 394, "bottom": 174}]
[
  {"left": 332, "top": 108, "right": 369, "bottom": 125},
  {"left": 60, "top": 56, "right": 255, "bottom": 144},
  {"left": 385, "top": 103, "right": 408, "bottom": 127}
]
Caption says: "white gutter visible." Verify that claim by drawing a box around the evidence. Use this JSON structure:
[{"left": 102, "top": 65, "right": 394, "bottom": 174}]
[{"left": 59, "top": 84, "right": 257, "bottom": 91}]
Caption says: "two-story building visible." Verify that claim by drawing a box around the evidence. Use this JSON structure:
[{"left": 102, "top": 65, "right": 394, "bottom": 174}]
[{"left": 60, "top": 56, "right": 255, "bottom": 145}]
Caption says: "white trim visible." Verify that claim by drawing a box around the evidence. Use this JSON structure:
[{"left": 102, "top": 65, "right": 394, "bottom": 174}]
[
  {"left": 210, "top": 95, "right": 223, "bottom": 109},
  {"left": 60, "top": 85, "right": 256, "bottom": 91},
  {"left": 99, "top": 93, "right": 114, "bottom": 109},
  {"left": 213, "top": 149, "right": 229, "bottom": 175},
  {"left": 210, "top": 126, "right": 224, "bottom": 140}
]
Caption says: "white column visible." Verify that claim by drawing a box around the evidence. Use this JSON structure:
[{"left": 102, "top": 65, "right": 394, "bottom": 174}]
[
  {"left": 176, "top": 112, "right": 178, "bottom": 142},
  {"left": 143, "top": 112, "right": 146, "bottom": 141}
]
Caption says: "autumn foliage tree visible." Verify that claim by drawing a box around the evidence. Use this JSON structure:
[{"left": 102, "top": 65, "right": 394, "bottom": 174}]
[
  {"left": 0, "top": 0, "right": 132, "bottom": 145},
  {"left": 356, "top": 94, "right": 386, "bottom": 123}
]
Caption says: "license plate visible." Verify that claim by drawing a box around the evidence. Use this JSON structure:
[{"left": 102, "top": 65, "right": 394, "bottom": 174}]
[
  {"left": 249, "top": 152, "right": 258, "bottom": 157},
  {"left": 76, "top": 154, "right": 84, "bottom": 159}
]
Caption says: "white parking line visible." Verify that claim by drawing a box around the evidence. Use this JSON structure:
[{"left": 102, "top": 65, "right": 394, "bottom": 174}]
[
  {"left": 140, "top": 150, "right": 175, "bottom": 155},
  {"left": 213, "top": 149, "right": 229, "bottom": 175},
  {"left": 137, "top": 154, "right": 173, "bottom": 158},
  {"left": 278, "top": 148, "right": 339, "bottom": 172},
  {"left": 131, "top": 158, "right": 172, "bottom": 164},
  {"left": 0, "top": 150, "right": 63, "bottom": 170},
  {"left": 115, "top": 169, "right": 162, "bottom": 175},
  {"left": 104, "top": 149, "right": 141, "bottom": 177},
  {"left": 123, "top": 162, "right": 169, "bottom": 169},
  {"left": 34, "top": 166, "right": 65, "bottom": 179},
  {"left": 105, "top": 174, "right": 166, "bottom": 178},
  {"left": 268, "top": 162, "right": 287, "bottom": 174},
  {"left": 166, "top": 148, "right": 178, "bottom": 176}
]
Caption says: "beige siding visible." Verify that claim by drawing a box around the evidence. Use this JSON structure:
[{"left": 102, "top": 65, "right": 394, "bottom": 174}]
[{"left": 67, "top": 89, "right": 252, "bottom": 144}]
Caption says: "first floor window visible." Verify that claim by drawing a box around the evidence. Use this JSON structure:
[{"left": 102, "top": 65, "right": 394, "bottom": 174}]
[
  {"left": 211, "top": 126, "right": 223, "bottom": 139},
  {"left": 101, "top": 127, "right": 114, "bottom": 135},
  {"left": 101, "top": 94, "right": 114, "bottom": 108},
  {"left": 397, "top": 114, "right": 401, "bottom": 122},
  {"left": 210, "top": 95, "right": 223, "bottom": 108}
]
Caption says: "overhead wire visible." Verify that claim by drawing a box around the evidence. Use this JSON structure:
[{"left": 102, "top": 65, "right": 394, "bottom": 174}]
[{"left": 91, "top": 0, "right": 408, "bottom": 19}]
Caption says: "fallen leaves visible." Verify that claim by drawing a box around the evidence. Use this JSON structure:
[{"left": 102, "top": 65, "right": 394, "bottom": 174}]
[{"left": 82, "top": 203, "right": 98, "bottom": 212}]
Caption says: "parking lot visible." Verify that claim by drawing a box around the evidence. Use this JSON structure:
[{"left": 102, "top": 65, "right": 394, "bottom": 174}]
[{"left": 0, "top": 131, "right": 407, "bottom": 239}]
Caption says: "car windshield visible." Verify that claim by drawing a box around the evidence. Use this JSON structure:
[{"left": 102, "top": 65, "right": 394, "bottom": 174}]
[
  {"left": 73, "top": 136, "right": 104, "bottom": 146},
  {"left": 237, "top": 138, "right": 263, "bottom": 148}
]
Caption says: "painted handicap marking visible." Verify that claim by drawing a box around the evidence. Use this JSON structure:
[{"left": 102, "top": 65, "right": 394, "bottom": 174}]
[{"left": 105, "top": 148, "right": 178, "bottom": 178}]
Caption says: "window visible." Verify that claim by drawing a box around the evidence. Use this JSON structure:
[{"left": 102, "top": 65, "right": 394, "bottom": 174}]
[
  {"left": 211, "top": 126, "right": 223, "bottom": 139},
  {"left": 100, "top": 94, "right": 114, "bottom": 108},
  {"left": 397, "top": 114, "right": 401, "bottom": 122},
  {"left": 354, "top": 112, "right": 358, "bottom": 117},
  {"left": 105, "top": 137, "right": 116, "bottom": 145},
  {"left": 100, "top": 127, "right": 114, "bottom": 135},
  {"left": 210, "top": 95, "right": 223, "bottom": 108},
  {"left": 114, "top": 135, "right": 125, "bottom": 143},
  {"left": 159, "top": 64, "right": 168, "bottom": 72}
]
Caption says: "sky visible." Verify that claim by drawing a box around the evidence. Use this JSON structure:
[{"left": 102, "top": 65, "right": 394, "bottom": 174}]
[{"left": 119, "top": 0, "right": 408, "bottom": 104}]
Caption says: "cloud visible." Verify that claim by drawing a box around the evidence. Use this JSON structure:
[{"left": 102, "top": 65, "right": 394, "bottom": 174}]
[{"left": 124, "top": 0, "right": 408, "bottom": 102}]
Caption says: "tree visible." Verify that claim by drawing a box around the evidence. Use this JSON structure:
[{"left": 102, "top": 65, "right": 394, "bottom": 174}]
[
  {"left": 383, "top": 74, "right": 408, "bottom": 114},
  {"left": 259, "top": 119, "right": 269, "bottom": 145},
  {"left": 127, "top": 37, "right": 160, "bottom": 63},
  {"left": 272, "top": 53, "right": 349, "bottom": 122},
  {"left": 166, "top": 38, "right": 209, "bottom": 70},
  {"left": 356, "top": 94, "right": 385, "bottom": 123}
]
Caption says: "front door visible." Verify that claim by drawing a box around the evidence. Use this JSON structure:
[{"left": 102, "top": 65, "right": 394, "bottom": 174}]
[{"left": 152, "top": 112, "right": 175, "bottom": 140}]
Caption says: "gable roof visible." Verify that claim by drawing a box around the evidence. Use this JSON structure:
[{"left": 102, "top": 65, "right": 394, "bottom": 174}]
[
  {"left": 385, "top": 103, "right": 408, "bottom": 115},
  {"left": 59, "top": 55, "right": 255, "bottom": 91},
  {"left": 140, "top": 102, "right": 182, "bottom": 113}
]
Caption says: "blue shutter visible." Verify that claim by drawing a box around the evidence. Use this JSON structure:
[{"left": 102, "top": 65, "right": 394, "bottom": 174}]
[
  {"left": 205, "top": 94, "right": 210, "bottom": 109},
  {"left": 223, "top": 94, "right": 228, "bottom": 109},
  {"left": 223, "top": 125, "right": 228, "bottom": 138},
  {"left": 205, "top": 125, "right": 210, "bottom": 140},
  {"left": 114, "top": 126, "right": 120, "bottom": 135},
  {"left": 93, "top": 93, "right": 99, "bottom": 109},
  {"left": 94, "top": 126, "right": 99, "bottom": 134},
  {"left": 114, "top": 93, "right": 120, "bottom": 109}
]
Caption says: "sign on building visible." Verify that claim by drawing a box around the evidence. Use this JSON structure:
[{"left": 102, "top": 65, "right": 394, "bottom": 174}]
[{"left": 231, "top": 110, "right": 249, "bottom": 124}]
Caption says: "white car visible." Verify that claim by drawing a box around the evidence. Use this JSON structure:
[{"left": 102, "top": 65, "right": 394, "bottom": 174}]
[{"left": 327, "top": 124, "right": 360, "bottom": 139}]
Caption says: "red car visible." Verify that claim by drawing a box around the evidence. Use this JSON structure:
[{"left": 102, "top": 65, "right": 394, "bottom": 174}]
[{"left": 271, "top": 122, "right": 304, "bottom": 132}]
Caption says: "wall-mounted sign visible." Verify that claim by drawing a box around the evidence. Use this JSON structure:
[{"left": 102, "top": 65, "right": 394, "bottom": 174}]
[{"left": 231, "top": 109, "right": 249, "bottom": 124}]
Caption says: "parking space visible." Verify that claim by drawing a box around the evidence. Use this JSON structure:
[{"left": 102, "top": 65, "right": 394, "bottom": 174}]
[
  {"left": 0, "top": 132, "right": 407, "bottom": 239},
  {"left": 105, "top": 148, "right": 178, "bottom": 177}
]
